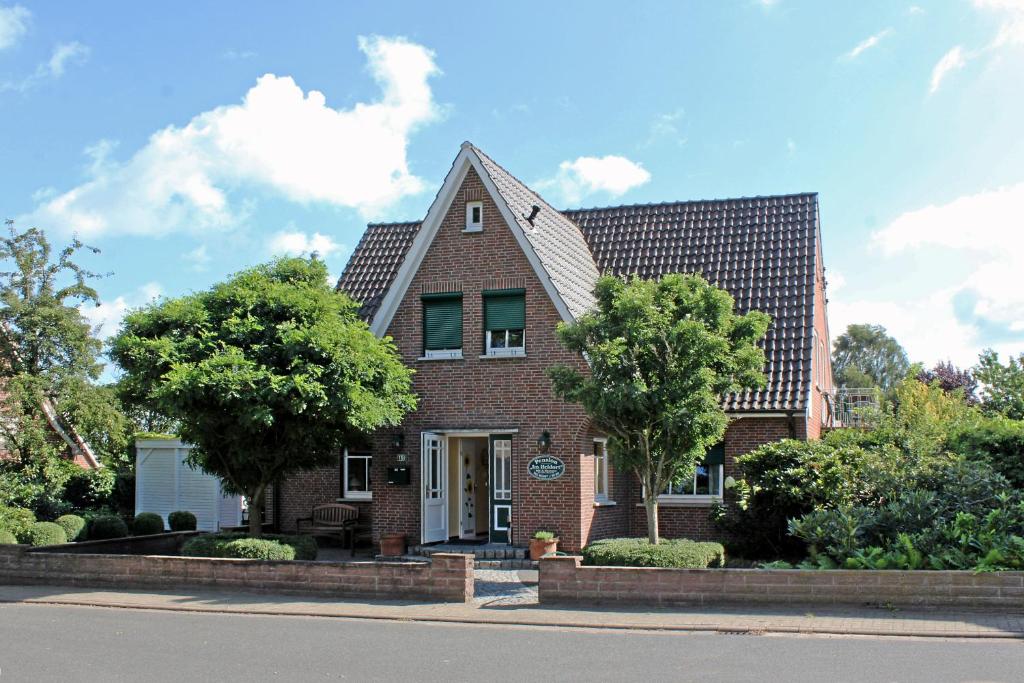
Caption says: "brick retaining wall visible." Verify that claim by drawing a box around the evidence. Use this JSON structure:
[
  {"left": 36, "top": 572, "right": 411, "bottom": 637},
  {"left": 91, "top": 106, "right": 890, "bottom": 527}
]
[
  {"left": 539, "top": 556, "right": 1024, "bottom": 610},
  {"left": 0, "top": 546, "right": 473, "bottom": 603}
]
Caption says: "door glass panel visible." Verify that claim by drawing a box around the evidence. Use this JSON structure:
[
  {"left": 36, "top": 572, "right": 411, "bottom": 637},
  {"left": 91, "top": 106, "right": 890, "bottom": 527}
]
[{"left": 493, "top": 439, "right": 511, "bottom": 500}]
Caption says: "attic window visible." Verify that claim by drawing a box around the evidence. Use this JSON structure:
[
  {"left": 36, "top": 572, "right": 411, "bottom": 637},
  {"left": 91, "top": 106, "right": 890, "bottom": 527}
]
[{"left": 465, "top": 201, "right": 483, "bottom": 232}]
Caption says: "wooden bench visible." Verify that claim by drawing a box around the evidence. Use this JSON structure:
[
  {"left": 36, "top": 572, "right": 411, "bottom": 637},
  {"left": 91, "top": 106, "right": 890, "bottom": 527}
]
[{"left": 296, "top": 503, "right": 363, "bottom": 556}]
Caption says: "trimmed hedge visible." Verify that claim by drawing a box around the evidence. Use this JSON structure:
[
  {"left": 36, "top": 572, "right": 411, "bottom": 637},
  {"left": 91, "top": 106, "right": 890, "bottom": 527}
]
[
  {"left": 0, "top": 529, "right": 17, "bottom": 545},
  {"left": 182, "top": 533, "right": 317, "bottom": 561},
  {"left": 89, "top": 515, "right": 130, "bottom": 540},
  {"left": 0, "top": 506, "right": 35, "bottom": 541},
  {"left": 582, "top": 538, "right": 726, "bottom": 569},
  {"left": 26, "top": 521, "right": 68, "bottom": 547},
  {"left": 133, "top": 512, "right": 165, "bottom": 536},
  {"left": 222, "top": 538, "right": 296, "bottom": 561},
  {"left": 55, "top": 514, "right": 87, "bottom": 542},
  {"left": 168, "top": 511, "right": 197, "bottom": 532}
]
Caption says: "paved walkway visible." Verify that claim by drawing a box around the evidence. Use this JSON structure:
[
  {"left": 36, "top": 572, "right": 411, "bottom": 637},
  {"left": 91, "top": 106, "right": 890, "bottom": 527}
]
[{"left": 1, "top": 581, "right": 1023, "bottom": 639}]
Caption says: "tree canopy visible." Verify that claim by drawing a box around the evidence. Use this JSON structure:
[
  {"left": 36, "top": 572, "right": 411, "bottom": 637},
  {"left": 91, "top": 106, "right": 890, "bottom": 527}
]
[
  {"left": 917, "top": 361, "right": 978, "bottom": 404},
  {"left": 975, "top": 350, "right": 1024, "bottom": 420},
  {"left": 831, "top": 323, "right": 910, "bottom": 391},
  {"left": 549, "top": 273, "right": 770, "bottom": 544},
  {"left": 110, "top": 257, "right": 417, "bottom": 535}
]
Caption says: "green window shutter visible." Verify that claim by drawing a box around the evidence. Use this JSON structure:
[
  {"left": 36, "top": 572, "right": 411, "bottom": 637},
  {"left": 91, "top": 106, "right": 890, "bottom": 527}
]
[
  {"left": 483, "top": 289, "right": 525, "bottom": 331},
  {"left": 705, "top": 443, "right": 726, "bottom": 466},
  {"left": 423, "top": 294, "right": 463, "bottom": 350}
]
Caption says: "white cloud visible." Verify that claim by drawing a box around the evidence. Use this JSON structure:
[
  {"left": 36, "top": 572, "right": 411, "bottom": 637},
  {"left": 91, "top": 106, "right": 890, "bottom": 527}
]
[
  {"left": 842, "top": 28, "right": 893, "bottom": 60},
  {"left": 268, "top": 229, "right": 343, "bottom": 258},
  {"left": 23, "top": 35, "right": 442, "bottom": 238},
  {"left": 929, "top": 46, "right": 967, "bottom": 93},
  {"left": 643, "top": 108, "right": 686, "bottom": 147},
  {"left": 183, "top": 244, "right": 211, "bottom": 270},
  {"left": 786, "top": 138, "right": 797, "bottom": 156},
  {"left": 843, "top": 182, "right": 1024, "bottom": 365},
  {"left": 1, "top": 40, "right": 90, "bottom": 92},
  {"left": 827, "top": 269, "right": 846, "bottom": 295},
  {"left": 223, "top": 49, "right": 257, "bottom": 60},
  {"left": 907, "top": 5, "right": 925, "bottom": 15},
  {"left": 0, "top": 4, "right": 29, "bottom": 50},
  {"left": 81, "top": 282, "right": 163, "bottom": 340},
  {"left": 974, "top": 0, "right": 1024, "bottom": 47},
  {"left": 538, "top": 155, "right": 651, "bottom": 205}
]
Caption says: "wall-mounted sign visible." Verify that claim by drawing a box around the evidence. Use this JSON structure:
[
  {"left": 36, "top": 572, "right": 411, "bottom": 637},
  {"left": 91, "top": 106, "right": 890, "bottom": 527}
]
[{"left": 528, "top": 455, "right": 565, "bottom": 481}]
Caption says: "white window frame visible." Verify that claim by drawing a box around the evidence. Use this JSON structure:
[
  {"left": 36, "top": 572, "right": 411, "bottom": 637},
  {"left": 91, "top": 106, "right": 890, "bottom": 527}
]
[
  {"left": 485, "top": 328, "right": 525, "bottom": 357},
  {"left": 658, "top": 462, "right": 724, "bottom": 503},
  {"left": 464, "top": 201, "right": 483, "bottom": 232},
  {"left": 423, "top": 348, "right": 463, "bottom": 360},
  {"left": 593, "top": 438, "right": 610, "bottom": 503},
  {"left": 342, "top": 449, "right": 372, "bottom": 500}
]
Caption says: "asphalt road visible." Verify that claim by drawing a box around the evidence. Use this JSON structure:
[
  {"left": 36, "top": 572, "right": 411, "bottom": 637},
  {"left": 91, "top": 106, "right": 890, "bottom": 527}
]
[{"left": 0, "top": 603, "right": 1022, "bottom": 682}]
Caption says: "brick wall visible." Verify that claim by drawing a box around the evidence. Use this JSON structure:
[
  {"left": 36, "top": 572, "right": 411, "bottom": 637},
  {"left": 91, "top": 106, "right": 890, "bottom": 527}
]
[
  {"left": 0, "top": 545, "right": 473, "bottom": 602},
  {"left": 539, "top": 556, "right": 1024, "bottom": 609},
  {"left": 273, "top": 461, "right": 374, "bottom": 535}
]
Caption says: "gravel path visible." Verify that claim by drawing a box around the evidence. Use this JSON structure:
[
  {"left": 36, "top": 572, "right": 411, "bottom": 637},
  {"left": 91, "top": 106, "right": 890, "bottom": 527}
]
[{"left": 473, "top": 569, "right": 538, "bottom": 606}]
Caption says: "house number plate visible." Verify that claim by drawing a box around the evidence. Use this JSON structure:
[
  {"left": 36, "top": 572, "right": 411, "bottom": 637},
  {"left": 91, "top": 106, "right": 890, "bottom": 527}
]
[{"left": 528, "top": 455, "right": 565, "bottom": 481}]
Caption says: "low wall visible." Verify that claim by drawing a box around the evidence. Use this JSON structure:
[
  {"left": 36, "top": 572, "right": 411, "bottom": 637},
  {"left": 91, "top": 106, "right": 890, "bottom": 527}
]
[
  {"left": 26, "top": 531, "right": 200, "bottom": 556},
  {"left": 0, "top": 546, "right": 473, "bottom": 603},
  {"left": 540, "top": 556, "right": 1024, "bottom": 610}
]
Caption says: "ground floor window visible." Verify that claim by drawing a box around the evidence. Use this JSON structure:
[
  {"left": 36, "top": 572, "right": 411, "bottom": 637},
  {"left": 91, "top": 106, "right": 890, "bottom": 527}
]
[
  {"left": 659, "top": 443, "right": 725, "bottom": 500},
  {"left": 342, "top": 449, "right": 372, "bottom": 500},
  {"left": 594, "top": 438, "right": 609, "bottom": 501}
]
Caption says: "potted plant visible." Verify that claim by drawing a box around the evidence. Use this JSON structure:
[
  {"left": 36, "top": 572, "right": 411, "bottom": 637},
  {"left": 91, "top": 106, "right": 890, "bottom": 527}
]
[
  {"left": 529, "top": 530, "right": 558, "bottom": 560},
  {"left": 380, "top": 533, "right": 406, "bottom": 557}
]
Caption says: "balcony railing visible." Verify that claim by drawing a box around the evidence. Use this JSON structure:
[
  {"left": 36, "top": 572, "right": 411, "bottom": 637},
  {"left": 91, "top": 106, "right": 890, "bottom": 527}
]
[{"left": 832, "top": 387, "right": 882, "bottom": 428}]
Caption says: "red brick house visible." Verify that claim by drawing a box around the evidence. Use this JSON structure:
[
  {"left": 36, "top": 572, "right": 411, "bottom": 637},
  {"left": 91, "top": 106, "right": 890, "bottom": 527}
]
[{"left": 274, "top": 142, "right": 835, "bottom": 551}]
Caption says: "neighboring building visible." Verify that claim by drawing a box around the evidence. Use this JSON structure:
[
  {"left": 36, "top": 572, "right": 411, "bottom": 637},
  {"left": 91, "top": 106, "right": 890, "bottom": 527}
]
[
  {"left": 0, "top": 391, "right": 100, "bottom": 469},
  {"left": 274, "top": 142, "right": 835, "bottom": 551}
]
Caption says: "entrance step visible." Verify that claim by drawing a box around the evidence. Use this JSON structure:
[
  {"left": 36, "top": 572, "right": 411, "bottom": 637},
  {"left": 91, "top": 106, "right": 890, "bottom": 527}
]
[{"left": 409, "top": 542, "right": 537, "bottom": 570}]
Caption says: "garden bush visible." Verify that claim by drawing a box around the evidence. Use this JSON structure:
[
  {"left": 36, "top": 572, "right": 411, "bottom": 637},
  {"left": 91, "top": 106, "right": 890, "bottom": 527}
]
[
  {"left": 55, "top": 514, "right": 87, "bottom": 542},
  {"left": 0, "top": 529, "right": 18, "bottom": 544},
  {"left": 0, "top": 505, "right": 36, "bottom": 541},
  {"left": 26, "top": 521, "right": 67, "bottom": 546},
  {"left": 949, "top": 415, "right": 1024, "bottom": 489},
  {"left": 581, "top": 538, "right": 726, "bottom": 568},
  {"left": 168, "top": 511, "right": 197, "bottom": 531},
  {"left": 181, "top": 533, "right": 317, "bottom": 561},
  {"left": 62, "top": 468, "right": 116, "bottom": 511},
  {"left": 88, "top": 515, "right": 129, "bottom": 540},
  {"left": 132, "top": 512, "right": 165, "bottom": 536},
  {"left": 222, "top": 538, "right": 296, "bottom": 561}
]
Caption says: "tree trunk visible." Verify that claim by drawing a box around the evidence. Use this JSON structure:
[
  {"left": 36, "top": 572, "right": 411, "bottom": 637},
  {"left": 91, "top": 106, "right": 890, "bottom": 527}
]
[
  {"left": 248, "top": 485, "right": 266, "bottom": 537},
  {"left": 644, "top": 494, "right": 659, "bottom": 545}
]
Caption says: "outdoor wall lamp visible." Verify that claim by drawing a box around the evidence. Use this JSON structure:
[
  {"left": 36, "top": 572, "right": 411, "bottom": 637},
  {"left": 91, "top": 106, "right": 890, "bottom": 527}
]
[{"left": 536, "top": 430, "right": 552, "bottom": 452}]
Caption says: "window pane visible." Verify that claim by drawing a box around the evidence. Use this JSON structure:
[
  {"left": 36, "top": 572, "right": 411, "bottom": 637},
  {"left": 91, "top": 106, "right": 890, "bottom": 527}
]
[
  {"left": 709, "top": 464, "right": 721, "bottom": 496},
  {"left": 490, "top": 330, "right": 506, "bottom": 349},
  {"left": 694, "top": 464, "right": 710, "bottom": 495},
  {"left": 507, "top": 329, "right": 524, "bottom": 348}
]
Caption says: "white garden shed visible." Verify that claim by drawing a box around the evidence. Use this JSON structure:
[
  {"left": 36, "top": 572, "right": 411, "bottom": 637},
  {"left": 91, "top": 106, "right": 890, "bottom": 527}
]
[{"left": 135, "top": 438, "right": 244, "bottom": 532}]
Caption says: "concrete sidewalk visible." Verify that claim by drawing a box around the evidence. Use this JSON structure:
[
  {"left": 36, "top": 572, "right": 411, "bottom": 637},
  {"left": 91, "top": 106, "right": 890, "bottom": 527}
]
[{"left": 2, "top": 584, "right": 1023, "bottom": 639}]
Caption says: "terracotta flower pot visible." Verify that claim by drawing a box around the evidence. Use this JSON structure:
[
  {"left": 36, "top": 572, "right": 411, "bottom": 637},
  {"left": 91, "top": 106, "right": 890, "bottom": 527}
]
[
  {"left": 529, "top": 537, "right": 558, "bottom": 560},
  {"left": 380, "top": 533, "right": 406, "bottom": 557}
]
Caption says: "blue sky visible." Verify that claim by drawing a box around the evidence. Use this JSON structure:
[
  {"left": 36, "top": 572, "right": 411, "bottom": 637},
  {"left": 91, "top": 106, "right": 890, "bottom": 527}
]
[{"left": 2, "top": 1, "right": 1023, "bottom": 371}]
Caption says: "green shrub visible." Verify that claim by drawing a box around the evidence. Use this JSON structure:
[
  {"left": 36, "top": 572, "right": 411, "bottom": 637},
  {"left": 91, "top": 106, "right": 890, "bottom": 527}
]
[
  {"left": 168, "top": 511, "right": 197, "bottom": 531},
  {"left": 582, "top": 538, "right": 726, "bottom": 569},
  {"left": 222, "top": 538, "right": 295, "bottom": 561},
  {"left": 26, "top": 521, "right": 67, "bottom": 546},
  {"left": 949, "top": 415, "right": 1024, "bottom": 489},
  {"left": 0, "top": 529, "right": 18, "bottom": 545},
  {"left": 0, "top": 506, "right": 36, "bottom": 541},
  {"left": 62, "top": 468, "right": 116, "bottom": 511},
  {"left": 88, "top": 515, "right": 129, "bottom": 540},
  {"left": 533, "top": 531, "right": 555, "bottom": 541},
  {"left": 55, "top": 514, "right": 87, "bottom": 542},
  {"left": 181, "top": 533, "right": 317, "bottom": 561},
  {"left": 132, "top": 512, "right": 165, "bottom": 536}
]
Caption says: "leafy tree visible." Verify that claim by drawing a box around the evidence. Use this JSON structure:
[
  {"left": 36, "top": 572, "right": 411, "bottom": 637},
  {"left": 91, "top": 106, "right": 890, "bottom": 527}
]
[
  {"left": 110, "top": 257, "right": 417, "bottom": 536},
  {"left": 975, "top": 350, "right": 1024, "bottom": 420},
  {"left": 549, "top": 274, "right": 770, "bottom": 544},
  {"left": 0, "top": 221, "right": 129, "bottom": 513},
  {"left": 917, "top": 361, "right": 978, "bottom": 403},
  {"left": 831, "top": 323, "right": 910, "bottom": 391}
]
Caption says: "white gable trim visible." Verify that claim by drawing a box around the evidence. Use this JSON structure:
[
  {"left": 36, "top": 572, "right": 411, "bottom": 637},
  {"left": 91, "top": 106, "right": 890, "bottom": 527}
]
[{"left": 370, "top": 145, "right": 574, "bottom": 337}]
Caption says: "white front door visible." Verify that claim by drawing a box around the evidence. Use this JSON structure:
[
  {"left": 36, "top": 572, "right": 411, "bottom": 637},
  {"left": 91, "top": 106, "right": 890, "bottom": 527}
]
[{"left": 421, "top": 432, "right": 447, "bottom": 543}]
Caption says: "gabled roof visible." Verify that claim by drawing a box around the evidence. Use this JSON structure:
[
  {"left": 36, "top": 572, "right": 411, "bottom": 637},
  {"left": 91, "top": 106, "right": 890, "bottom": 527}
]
[{"left": 337, "top": 146, "right": 820, "bottom": 413}]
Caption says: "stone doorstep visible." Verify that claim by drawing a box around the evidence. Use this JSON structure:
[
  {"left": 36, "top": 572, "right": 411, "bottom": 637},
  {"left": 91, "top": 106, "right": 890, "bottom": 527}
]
[{"left": 409, "top": 544, "right": 528, "bottom": 561}]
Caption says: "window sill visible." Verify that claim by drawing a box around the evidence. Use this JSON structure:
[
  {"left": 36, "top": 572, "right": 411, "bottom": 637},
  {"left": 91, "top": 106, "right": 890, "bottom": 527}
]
[
  {"left": 593, "top": 499, "right": 617, "bottom": 508},
  {"left": 642, "top": 496, "right": 722, "bottom": 508},
  {"left": 418, "top": 352, "right": 464, "bottom": 361},
  {"left": 479, "top": 351, "right": 526, "bottom": 359},
  {"left": 336, "top": 496, "right": 372, "bottom": 502},
  {"left": 462, "top": 227, "right": 482, "bottom": 234}
]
